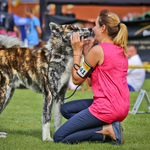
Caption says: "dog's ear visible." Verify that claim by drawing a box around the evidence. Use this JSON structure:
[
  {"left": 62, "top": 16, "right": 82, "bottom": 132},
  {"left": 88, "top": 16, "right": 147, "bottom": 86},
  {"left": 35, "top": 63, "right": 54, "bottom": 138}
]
[{"left": 49, "top": 22, "right": 63, "bottom": 33}]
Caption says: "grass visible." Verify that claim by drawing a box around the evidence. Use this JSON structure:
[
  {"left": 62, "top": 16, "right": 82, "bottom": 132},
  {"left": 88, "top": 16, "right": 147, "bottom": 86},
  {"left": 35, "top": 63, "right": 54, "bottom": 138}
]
[{"left": 0, "top": 79, "right": 150, "bottom": 150}]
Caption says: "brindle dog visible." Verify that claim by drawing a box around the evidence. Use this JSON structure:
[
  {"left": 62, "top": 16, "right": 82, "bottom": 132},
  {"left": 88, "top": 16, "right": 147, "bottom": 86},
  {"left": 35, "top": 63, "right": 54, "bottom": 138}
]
[{"left": 0, "top": 22, "right": 92, "bottom": 141}]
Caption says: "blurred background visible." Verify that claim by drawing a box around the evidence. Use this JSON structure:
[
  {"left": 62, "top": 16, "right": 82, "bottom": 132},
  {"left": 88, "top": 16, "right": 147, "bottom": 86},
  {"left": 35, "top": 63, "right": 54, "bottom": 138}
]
[{"left": 0, "top": 0, "right": 150, "bottom": 78}]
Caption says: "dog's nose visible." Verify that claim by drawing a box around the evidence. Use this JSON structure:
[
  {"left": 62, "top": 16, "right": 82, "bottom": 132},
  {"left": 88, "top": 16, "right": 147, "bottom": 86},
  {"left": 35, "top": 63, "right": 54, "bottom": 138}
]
[
  {"left": 91, "top": 31, "right": 95, "bottom": 36},
  {"left": 88, "top": 27, "right": 92, "bottom": 32}
]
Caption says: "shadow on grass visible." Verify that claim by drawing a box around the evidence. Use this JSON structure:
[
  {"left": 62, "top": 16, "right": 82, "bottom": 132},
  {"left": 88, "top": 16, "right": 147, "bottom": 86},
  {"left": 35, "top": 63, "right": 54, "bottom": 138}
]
[{"left": 3, "top": 128, "right": 55, "bottom": 140}]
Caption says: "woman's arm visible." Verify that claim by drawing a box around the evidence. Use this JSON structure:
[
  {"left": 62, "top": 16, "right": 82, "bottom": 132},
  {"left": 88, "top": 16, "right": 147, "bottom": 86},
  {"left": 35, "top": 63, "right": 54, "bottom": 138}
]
[
  {"left": 70, "top": 32, "right": 104, "bottom": 85},
  {"left": 70, "top": 32, "right": 85, "bottom": 85}
]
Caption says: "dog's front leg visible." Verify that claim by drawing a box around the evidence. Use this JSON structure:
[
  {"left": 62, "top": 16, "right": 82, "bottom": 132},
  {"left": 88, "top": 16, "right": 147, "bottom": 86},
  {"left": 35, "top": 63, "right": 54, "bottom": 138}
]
[
  {"left": 53, "top": 99, "right": 63, "bottom": 131},
  {"left": 42, "top": 91, "right": 53, "bottom": 141},
  {"left": 53, "top": 83, "right": 69, "bottom": 131}
]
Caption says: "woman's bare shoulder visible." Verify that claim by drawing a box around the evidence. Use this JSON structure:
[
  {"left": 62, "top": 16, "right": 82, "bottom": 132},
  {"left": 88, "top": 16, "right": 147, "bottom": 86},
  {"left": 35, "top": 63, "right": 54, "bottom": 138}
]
[{"left": 90, "top": 44, "right": 103, "bottom": 55}]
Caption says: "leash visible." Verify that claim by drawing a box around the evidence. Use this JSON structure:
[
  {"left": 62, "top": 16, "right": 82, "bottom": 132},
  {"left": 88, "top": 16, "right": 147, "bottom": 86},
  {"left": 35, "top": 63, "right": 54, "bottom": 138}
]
[
  {"left": 65, "top": 84, "right": 81, "bottom": 100},
  {"left": 65, "top": 63, "right": 82, "bottom": 100},
  {"left": 47, "top": 50, "right": 80, "bottom": 100}
]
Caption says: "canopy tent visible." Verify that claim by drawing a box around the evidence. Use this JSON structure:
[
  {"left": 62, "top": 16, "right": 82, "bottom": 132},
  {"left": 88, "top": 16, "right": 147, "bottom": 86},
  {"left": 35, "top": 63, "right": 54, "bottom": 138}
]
[
  {"left": 40, "top": 0, "right": 150, "bottom": 35},
  {"left": 43, "top": 0, "right": 150, "bottom": 42}
]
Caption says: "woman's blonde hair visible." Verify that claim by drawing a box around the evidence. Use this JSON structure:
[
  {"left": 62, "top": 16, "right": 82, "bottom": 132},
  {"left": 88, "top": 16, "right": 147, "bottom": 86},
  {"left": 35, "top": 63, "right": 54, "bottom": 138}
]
[{"left": 99, "top": 12, "right": 128, "bottom": 56}]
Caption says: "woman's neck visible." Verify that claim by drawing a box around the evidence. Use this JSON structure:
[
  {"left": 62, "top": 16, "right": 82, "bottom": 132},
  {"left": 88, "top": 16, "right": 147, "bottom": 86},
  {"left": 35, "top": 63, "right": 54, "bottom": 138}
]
[
  {"left": 100, "top": 39, "right": 114, "bottom": 44},
  {"left": 98, "top": 34, "right": 113, "bottom": 44}
]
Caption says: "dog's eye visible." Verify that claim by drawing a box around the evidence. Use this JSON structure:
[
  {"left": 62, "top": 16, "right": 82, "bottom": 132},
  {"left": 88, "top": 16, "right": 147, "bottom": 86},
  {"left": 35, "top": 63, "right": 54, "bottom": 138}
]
[{"left": 55, "top": 29, "right": 60, "bottom": 33}]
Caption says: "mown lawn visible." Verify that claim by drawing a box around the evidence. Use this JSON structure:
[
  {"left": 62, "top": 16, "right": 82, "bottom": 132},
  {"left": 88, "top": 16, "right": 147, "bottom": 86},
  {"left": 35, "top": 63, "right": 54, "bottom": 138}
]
[{"left": 0, "top": 79, "right": 150, "bottom": 150}]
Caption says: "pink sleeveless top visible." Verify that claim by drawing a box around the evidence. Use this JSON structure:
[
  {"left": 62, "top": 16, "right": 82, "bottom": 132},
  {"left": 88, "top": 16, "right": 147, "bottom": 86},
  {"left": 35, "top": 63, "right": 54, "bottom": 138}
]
[{"left": 88, "top": 43, "right": 130, "bottom": 123}]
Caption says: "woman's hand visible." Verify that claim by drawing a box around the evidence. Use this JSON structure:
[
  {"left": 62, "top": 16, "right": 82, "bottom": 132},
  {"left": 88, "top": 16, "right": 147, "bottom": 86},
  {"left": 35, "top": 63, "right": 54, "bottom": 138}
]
[
  {"left": 70, "top": 32, "right": 84, "bottom": 55},
  {"left": 83, "top": 36, "right": 95, "bottom": 57}
]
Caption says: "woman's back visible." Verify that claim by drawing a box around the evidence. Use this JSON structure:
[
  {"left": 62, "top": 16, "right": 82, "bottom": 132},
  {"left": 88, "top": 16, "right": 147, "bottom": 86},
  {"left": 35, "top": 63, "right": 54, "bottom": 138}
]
[{"left": 90, "top": 43, "right": 130, "bottom": 123}]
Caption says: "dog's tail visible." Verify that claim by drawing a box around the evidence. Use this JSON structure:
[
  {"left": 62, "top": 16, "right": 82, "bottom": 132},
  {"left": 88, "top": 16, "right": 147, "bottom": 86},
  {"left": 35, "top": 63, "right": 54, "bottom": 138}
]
[{"left": 0, "top": 34, "right": 24, "bottom": 48}]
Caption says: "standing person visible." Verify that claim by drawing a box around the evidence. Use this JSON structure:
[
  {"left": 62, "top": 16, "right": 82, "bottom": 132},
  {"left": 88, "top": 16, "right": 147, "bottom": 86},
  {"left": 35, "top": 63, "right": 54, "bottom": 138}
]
[
  {"left": 126, "top": 45, "right": 145, "bottom": 91},
  {"left": 53, "top": 12, "right": 129, "bottom": 145},
  {"left": 25, "top": 8, "right": 42, "bottom": 48}
]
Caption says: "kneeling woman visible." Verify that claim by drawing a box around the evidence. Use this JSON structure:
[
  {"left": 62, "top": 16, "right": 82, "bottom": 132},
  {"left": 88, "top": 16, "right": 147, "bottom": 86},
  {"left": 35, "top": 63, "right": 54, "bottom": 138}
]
[{"left": 53, "top": 11, "right": 129, "bottom": 145}]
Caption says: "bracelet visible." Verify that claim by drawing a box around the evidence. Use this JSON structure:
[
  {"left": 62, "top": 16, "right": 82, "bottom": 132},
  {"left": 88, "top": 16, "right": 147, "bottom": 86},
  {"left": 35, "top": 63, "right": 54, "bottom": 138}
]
[{"left": 73, "top": 54, "right": 81, "bottom": 56}]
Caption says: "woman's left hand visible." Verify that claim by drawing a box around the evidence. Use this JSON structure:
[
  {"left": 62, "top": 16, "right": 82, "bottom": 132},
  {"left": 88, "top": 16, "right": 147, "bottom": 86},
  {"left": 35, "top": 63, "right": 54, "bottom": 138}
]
[
  {"left": 83, "top": 36, "right": 95, "bottom": 56},
  {"left": 70, "top": 32, "right": 84, "bottom": 55}
]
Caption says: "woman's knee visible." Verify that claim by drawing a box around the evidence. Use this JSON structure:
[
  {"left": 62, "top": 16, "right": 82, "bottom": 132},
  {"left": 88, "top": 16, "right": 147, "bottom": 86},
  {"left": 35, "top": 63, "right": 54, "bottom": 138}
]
[
  {"left": 60, "top": 104, "right": 67, "bottom": 117},
  {"left": 53, "top": 130, "right": 63, "bottom": 143},
  {"left": 60, "top": 104, "right": 65, "bottom": 115},
  {"left": 60, "top": 103, "right": 71, "bottom": 119}
]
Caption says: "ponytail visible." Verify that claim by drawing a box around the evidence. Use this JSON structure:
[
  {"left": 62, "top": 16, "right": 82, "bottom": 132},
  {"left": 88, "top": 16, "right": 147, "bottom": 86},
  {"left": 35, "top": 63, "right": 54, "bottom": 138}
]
[
  {"left": 114, "top": 23, "right": 128, "bottom": 56},
  {"left": 99, "top": 12, "right": 128, "bottom": 56}
]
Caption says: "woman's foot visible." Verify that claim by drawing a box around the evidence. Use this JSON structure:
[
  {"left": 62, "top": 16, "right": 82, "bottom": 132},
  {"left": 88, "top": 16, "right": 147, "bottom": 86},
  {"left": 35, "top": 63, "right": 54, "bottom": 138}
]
[
  {"left": 96, "top": 124, "right": 116, "bottom": 141},
  {"left": 96, "top": 121, "right": 124, "bottom": 145},
  {"left": 112, "top": 121, "right": 124, "bottom": 145}
]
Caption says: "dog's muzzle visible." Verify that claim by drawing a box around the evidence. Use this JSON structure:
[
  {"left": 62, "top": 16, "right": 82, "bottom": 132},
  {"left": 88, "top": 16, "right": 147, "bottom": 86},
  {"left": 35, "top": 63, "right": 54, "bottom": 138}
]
[
  {"left": 88, "top": 27, "right": 92, "bottom": 32},
  {"left": 91, "top": 31, "right": 95, "bottom": 37}
]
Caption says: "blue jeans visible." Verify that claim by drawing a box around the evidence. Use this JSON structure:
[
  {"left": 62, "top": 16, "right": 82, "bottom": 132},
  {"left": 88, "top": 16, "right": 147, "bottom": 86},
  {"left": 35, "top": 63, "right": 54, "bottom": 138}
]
[
  {"left": 127, "top": 83, "right": 135, "bottom": 91},
  {"left": 53, "top": 99, "right": 108, "bottom": 144}
]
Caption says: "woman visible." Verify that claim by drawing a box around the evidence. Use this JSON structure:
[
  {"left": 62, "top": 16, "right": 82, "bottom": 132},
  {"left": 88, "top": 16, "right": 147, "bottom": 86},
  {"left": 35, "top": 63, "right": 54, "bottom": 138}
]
[{"left": 53, "top": 12, "right": 130, "bottom": 145}]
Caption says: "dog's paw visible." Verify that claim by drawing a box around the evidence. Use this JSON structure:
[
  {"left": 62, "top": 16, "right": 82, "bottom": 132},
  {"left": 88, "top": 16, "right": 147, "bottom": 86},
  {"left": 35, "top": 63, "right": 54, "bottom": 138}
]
[
  {"left": 43, "top": 137, "right": 53, "bottom": 141},
  {"left": 0, "top": 132, "right": 7, "bottom": 138},
  {"left": 42, "top": 122, "right": 53, "bottom": 141}
]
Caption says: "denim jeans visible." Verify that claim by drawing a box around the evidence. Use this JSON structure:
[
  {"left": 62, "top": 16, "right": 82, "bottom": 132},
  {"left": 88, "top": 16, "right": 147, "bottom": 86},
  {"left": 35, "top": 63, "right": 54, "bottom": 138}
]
[
  {"left": 53, "top": 99, "right": 108, "bottom": 144},
  {"left": 127, "top": 83, "right": 135, "bottom": 91}
]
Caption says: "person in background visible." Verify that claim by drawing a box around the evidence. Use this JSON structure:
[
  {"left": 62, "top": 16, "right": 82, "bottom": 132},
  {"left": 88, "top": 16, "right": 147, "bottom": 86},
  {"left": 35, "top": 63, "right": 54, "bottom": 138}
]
[
  {"left": 25, "top": 8, "right": 42, "bottom": 48},
  {"left": 126, "top": 45, "right": 145, "bottom": 91}
]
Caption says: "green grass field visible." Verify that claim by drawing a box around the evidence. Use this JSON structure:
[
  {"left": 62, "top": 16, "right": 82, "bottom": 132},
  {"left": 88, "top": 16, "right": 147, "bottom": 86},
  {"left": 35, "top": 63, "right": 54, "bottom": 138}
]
[{"left": 0, "top": 79, "right": 150, "bottom": 150}]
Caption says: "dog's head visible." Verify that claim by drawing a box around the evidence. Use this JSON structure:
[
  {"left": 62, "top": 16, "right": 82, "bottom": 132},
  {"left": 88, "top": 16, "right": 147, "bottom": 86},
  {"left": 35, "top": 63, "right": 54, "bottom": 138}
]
[{"left": 49, "top": 22, "right": 92, "bottom": 49}]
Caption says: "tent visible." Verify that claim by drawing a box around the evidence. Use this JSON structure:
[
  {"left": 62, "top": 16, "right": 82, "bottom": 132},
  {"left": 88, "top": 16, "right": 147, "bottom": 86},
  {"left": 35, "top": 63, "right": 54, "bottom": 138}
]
[
  {"left": 40, "top": 0, "right": 150, "bottom": 22},
  {"left": 40, "top": 0, "right": 150, "bottom": 29}
]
